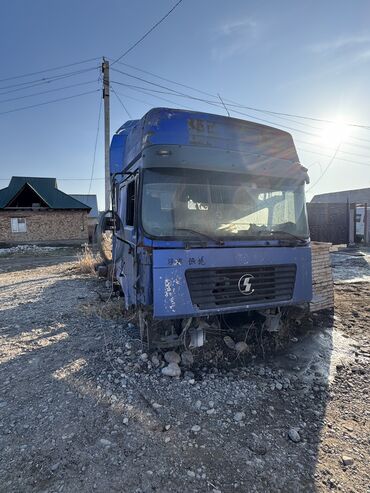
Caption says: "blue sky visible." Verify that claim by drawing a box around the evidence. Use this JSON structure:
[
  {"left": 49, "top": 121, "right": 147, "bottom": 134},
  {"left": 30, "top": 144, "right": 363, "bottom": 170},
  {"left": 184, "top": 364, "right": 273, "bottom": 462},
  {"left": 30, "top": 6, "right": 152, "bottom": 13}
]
[{"left": 1, "top": 0, "right": 370, "bottom": 209}]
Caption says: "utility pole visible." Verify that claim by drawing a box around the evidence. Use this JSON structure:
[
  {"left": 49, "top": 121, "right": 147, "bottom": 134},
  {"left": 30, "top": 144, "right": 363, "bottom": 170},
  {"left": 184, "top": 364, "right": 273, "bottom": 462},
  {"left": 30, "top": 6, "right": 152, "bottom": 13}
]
[{"left": 102, "top": 58, "right": 110, "bottom": 212}]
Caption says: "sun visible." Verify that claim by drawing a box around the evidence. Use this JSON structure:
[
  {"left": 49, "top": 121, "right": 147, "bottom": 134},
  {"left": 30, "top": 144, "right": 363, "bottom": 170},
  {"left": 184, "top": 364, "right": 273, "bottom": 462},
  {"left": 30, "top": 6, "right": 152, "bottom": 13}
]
[{"left": 320, "top": 120, "right": 350, "bottom": 148}]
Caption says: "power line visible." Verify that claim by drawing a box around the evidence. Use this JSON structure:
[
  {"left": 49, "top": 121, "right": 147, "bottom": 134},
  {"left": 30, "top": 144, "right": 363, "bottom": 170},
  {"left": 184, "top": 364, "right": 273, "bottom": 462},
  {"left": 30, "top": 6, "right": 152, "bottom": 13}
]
[
  {"left": 112, "top": 61, "right": 370, "bottom": 140},
  {"left": 295, "top": 138, "right": 370, "bottom": 160},
  {"left": 223, "top": 102, "right": 370, "bottom": 131},
  {"left": 0, "top": 89, "right": 100, "bottom": 116},
  {"left": 306, "top": 143, "right": 342, "bottom": 193},
  {"left": 111, "top": 77, "right": 370, "bottom": 164},
  {"left": 115, "top": 60, "right": 214, "bottom": 97},
  {"left": 0, "top": 66, "right": 99, "bottom": 94},
  {"left": 111, "top": 73, "right": 325, "bottom": 137},
  {"left": 296, "top": 146, "right": 370, "bottom": 167},
  {"left": 111, "top": 89, "right": 370, "bottom": 169},
  {"left": 0, "top": 57, "right": 101, "bottom": 84},
  {"left": 0, "top": 177, "right": 104, "bottom": 181},
  {"left": 110, "top": 0, "right": 184, "bottom": 66},
  {"left": 0, "top": 79, "right": 98, "bottom": 105},
  {"left": 111, "top": 87, "right": 193, "bottom": 112},
  {"left": 110, "top": 86, "right": 132, "bottom": 119},
  {"left": 111, "top": 86, "right": 370, "bottom": 170},
  {"left": 87, "top": 96, "right": 103, "bottom": 195}
]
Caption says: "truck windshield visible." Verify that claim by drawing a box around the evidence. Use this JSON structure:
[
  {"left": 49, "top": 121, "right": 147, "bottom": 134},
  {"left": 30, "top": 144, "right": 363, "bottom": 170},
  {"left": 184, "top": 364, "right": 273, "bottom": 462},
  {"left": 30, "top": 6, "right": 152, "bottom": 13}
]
[{"left": 141, "top": 168, "right": 309, "bottom": 240}]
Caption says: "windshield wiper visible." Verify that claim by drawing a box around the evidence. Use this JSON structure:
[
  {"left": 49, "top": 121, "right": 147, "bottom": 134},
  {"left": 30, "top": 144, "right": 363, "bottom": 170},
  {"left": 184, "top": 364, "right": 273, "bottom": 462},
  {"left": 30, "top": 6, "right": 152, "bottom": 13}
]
[
  {"left": 173, "top": 227, "right": 224, "bottom": 245},
  {"left": 259, "top": 229, "right": 308, "bottom": 244}
]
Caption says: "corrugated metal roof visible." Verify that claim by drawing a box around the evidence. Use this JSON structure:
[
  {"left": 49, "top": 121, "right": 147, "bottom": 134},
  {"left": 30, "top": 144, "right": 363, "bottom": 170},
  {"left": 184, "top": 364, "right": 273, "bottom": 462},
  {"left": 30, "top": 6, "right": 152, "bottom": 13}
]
[
  {"left": 0, "top": 177, "right": 91, "bottom": 210},
  {"left": 70, "top": 194, "right": 99, "bottom": 217}
]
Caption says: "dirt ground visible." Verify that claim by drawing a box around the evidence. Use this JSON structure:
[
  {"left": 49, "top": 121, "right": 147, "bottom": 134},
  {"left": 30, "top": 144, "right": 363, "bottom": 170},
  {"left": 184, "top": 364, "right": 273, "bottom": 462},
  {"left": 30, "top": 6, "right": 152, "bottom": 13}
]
[{"left": 0, "top": 248, "right": 369, "bottom": 493}]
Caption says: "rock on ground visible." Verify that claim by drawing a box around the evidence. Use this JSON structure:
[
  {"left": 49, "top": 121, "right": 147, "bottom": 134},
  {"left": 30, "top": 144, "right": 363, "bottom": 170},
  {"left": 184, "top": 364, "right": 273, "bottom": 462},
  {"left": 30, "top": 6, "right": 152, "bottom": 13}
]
[{"left": 0, "top": 250, "right": 369, "bottom": 493}]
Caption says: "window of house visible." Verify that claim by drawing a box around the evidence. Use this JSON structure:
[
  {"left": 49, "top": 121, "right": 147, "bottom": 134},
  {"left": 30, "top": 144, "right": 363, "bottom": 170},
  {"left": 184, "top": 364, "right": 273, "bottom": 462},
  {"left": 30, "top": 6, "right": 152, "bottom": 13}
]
[
  {"left": 126, "top": 180, "right": 135, "bottom": 226},
  {"left": 11, "top": 218, "right": 27, "bottom": 233}
]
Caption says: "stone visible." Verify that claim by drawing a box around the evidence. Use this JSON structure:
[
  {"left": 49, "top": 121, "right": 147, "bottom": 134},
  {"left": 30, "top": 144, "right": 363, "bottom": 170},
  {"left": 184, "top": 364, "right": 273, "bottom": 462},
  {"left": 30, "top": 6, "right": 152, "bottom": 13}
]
[
  {"left": 184, "top": 370, "right": 195, "bottom": 380},
  {"left": 161, "top": 363, "right": 181, "bottom": 377},
  {"left": 235, "top": 341, "right": 249, "bottom": 354},
  {"left": 288, "top": 428, "right": 301, "bottom": 443},
  {"left": 191, "top": 425, "right": 201, "bottom": 432},
  {"left": 187, "top": 470, "right": 196, "bottom": 478},
  {"left": 99, "top": 438, "right": 112, "bottom": 447},
  {"left": 151, "top": 354, "right": 160, "bottom": 367},
  {"left": 164, "top": 351, "right": 181, "bottom": 364},
  {"left": 140, "top": 353, "right": 148, "bottom": 361},
  {"left": 342, "top": 455, "right": 354, "bottom": 466},
  {"left": 275, "top": 382, "right": 283, "bottom": 391},
  {"left": 181, "top": 350, "right": 194, "bottom": 366},
  {"left": 234, "top": 412, "right": 245, "bottom": 422},
  {"left": 223, "top": 336, "right": 236, "bottom": 350}
]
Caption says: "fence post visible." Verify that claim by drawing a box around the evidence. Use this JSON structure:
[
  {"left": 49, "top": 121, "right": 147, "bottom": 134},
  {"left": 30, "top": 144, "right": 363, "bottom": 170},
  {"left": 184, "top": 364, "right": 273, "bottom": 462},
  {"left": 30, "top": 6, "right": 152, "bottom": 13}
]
[{"left": 364, "top": 203, "right": 368, "bottom": 246}]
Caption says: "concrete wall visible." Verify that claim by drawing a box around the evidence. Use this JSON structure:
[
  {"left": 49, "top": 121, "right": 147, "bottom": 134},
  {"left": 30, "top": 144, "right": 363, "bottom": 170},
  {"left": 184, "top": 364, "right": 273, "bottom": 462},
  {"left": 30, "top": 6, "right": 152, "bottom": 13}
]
[{"left": 0, "top": 209, "right": 89, "bottom": 245}]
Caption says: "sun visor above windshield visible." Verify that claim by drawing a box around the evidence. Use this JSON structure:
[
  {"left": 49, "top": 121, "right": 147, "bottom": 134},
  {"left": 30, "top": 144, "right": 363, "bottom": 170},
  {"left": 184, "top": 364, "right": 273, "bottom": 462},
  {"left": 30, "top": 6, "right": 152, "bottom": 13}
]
[{"left": 142, "top": 145, "right": 309, "bottom": 183}]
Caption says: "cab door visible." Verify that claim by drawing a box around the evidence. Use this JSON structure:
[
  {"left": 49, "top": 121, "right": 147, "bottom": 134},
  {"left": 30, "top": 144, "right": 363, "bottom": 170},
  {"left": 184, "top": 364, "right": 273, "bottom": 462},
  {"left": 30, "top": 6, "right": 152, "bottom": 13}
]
[{"left": 117, "top": 176, "right": 138, "bottom": 308}]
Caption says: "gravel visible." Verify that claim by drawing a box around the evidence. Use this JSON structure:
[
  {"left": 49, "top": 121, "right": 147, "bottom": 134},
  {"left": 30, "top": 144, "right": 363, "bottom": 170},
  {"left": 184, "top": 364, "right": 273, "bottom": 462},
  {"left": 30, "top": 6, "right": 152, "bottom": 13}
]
[
  {"left": 0, "top": 250, "right": 369, "bottom": 492},
  {"left": 288, "top": 428, "right": 301, "bottom": 443}
]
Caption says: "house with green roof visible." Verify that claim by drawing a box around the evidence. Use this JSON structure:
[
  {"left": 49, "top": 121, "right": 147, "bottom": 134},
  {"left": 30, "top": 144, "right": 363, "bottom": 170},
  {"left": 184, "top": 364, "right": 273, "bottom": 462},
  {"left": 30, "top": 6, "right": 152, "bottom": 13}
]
[{"left": 0, "top": 177, "right": 91, "bottom": 245}]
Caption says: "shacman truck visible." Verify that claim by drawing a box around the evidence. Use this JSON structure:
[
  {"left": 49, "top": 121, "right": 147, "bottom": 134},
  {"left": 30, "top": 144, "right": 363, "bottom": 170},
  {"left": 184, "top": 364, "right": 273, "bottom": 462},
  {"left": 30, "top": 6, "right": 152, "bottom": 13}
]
[{"left": 105, "top": 107, "right": 312, "bottom": 347}]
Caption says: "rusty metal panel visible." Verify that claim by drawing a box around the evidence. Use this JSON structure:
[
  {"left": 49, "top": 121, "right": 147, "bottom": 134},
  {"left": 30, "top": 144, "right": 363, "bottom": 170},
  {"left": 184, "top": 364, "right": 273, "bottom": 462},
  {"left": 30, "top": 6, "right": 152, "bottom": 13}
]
[{"left": 307, "top": 203, "right": 350, "bottom": 244}]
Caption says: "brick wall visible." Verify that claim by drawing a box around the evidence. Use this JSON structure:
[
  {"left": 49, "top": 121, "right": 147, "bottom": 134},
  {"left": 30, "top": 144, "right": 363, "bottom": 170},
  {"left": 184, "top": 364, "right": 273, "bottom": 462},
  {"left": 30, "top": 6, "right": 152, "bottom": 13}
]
[{"left": 0, "top": 209, "right": 89, "bottom": 245}]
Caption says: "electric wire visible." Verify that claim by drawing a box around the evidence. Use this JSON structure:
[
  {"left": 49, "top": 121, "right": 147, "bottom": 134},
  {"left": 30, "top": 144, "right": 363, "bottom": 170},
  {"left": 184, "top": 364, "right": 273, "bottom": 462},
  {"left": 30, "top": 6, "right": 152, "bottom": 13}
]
[
  {"left": 111, "top": 87, "right": 193, "bottom": 112},
  {"left": 110, "top": 0, "right": 184, "bottom": 66},
  {"left": 110, "top": 85, "right": 133, "bottom": 119},
  {"left": 87, "top": 96, "right": 103, "bottom": 195},
  {"left": 0, "top": 66, "right": 99, "bottom": 94},
  {"left": 0, "top": 177, "right": 104, "bottom": 181},
  {"left": 110, "top": 72, "right": 370, "bottom": 159},
  {"left": 306, "top": 143, "right": 342, "bottom": 193},
  {"left": 110, "top": 83, "right": 370, "bottom": 168},
  {"left": 114, "top": 60, "right": 370, "bottom": 131},
  {"left": 0, "top": 79, "right": 98, "bottom": 105},
  {"left": 0, "top": 57, "right": 101, "bottom": 84},
  {"left": 295, "top": 147, "right": 370, "bottom": 167},
  {"left": 0, "top": 89, "right": 100, "bottom": 116}
]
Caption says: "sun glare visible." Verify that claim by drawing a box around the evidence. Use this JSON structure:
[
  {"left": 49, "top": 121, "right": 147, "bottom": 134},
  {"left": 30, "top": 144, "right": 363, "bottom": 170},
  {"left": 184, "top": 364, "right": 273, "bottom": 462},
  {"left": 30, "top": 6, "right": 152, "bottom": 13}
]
[{"left": 320, "top": 120, "right": 350, "bottom": 148}]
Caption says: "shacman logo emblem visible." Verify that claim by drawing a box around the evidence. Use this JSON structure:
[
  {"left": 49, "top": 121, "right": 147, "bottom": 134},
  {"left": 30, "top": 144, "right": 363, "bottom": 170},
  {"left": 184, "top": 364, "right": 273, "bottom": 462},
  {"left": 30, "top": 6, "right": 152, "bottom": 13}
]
[{"left": 238, "top": 274, "right": 255, "bottom": 296}]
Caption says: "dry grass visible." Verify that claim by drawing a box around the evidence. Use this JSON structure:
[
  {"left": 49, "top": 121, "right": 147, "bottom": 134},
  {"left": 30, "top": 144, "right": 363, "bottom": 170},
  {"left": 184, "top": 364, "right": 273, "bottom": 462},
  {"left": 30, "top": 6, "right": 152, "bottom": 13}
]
[
  {"left": 79, "top": 296, "right": 126, "bottom": 320},
  {"left": 101, "top": 232, "right": 112, "bottom": 262},
  {"left": 76, "top": 246, "right": 102, "bottom": 274}
]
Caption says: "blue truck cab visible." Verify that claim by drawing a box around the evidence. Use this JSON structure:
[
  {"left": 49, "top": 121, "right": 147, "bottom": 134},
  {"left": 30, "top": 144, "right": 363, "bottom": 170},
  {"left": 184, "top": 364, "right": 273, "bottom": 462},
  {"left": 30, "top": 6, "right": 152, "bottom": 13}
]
[{"left": 110, "top": 108, "right": 312, "bottom": 346}]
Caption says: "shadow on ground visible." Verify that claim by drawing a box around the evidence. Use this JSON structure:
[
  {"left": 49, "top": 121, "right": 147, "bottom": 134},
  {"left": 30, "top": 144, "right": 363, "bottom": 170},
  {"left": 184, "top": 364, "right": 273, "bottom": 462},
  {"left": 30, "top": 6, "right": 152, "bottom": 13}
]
[{"left": 0, "top": 258, "right": 357, "bottom": 493}]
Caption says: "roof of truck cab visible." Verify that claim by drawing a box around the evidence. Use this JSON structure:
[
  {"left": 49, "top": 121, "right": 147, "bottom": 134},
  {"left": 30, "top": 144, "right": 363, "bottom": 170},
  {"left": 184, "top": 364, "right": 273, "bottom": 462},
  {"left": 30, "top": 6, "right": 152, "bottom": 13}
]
[{"left": 110, "top": 107, "right": 299, "bottom": 174}]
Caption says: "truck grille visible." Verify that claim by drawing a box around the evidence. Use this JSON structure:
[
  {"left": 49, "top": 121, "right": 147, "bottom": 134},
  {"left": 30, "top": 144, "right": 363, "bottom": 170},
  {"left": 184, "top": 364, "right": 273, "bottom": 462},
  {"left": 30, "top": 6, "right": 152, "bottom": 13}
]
[{"left": 186, "top": 264, "right": 296, "bottom": 310}]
